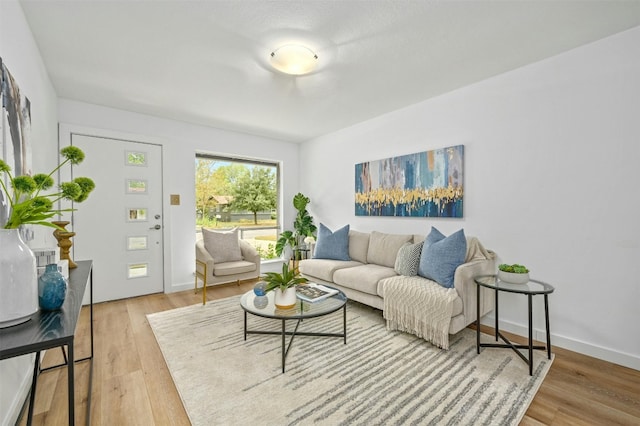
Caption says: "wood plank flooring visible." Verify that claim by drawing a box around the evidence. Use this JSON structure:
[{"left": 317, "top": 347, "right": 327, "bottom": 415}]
[{"left": 18, "top": 280, "right": 640, "bottom": 425}]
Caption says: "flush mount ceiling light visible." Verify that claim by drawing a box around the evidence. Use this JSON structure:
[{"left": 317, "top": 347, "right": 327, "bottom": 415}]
[{"left": 270, "top": 44, "right": 318, "bottom": 75}]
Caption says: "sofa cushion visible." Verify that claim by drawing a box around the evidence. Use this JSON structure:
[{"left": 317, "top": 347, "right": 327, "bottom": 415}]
[
  {"left": 314, "top": 223, "right": 351, "bottom": 261},
  {"left": 202, "top": 227, "right": 242, "bottom": 264},
  {"left": 418, "top": 227, "right": 467, "bottom": 288},
  {"left": 394, "top": 241, "right": 424, "bottom": 276},
  {"left": 333, "top": 264, "right": 398, "bottom": 295},
  {"left": 349, "top": 230, "right": 370, "bottom": 264},
  {"left": 299, "top": 259, "right": 362, "bottom": 282},
  {"left": 367, "top": 231, "right": 413, "bottom": 268}
]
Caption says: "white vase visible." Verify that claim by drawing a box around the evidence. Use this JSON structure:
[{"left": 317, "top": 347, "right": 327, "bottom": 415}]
[
  {"left": 0, "top": 229, "right": 39, "bottom": 327},
  {"left": 274, "top": 287, "right": 297, "bottom": 309}
]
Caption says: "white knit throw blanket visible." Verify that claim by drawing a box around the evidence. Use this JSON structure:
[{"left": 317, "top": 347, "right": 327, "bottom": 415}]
[{"left": 383, "top": 276, "right": 458, "bottom": 349}]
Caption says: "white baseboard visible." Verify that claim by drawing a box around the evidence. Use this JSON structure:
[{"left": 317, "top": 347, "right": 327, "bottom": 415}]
[
  {"left": 482, "top": 316, "right": 640, "bottom": 371},
  {"left": 168, "top": 281, "right": 195, "bottom": 293}
]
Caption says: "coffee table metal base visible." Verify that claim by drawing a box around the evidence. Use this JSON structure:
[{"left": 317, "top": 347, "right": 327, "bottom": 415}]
[{"left": 243, "top": 305, "right": 347, "bottom": 373}]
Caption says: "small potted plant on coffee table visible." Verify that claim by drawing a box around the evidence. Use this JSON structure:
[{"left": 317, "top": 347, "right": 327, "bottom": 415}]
[
  {"left": 498, "top": 263, "right": 530, "bottom": 284},
  {"left": 262, "top": 263, "right": 308, "bottom": 309}
]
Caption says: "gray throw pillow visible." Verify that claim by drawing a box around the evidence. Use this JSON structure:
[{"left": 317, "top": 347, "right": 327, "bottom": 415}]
[
  {"left": 202, "top": 227, "right": 242, "bottom": 264},
  {"left": 394, "top": 241, "right": 424, "bottom": 276}
]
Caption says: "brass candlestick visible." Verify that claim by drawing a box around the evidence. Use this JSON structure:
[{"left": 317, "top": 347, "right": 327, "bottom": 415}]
[{"left": 52, "top": 221, "right": 77, "bottom": 269}]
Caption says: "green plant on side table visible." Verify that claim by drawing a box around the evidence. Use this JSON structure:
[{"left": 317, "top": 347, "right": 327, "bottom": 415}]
[
  {"left": 497, "top": 263, "right": 530, "bottom": 284},
  {"left": 262, "top": 263, "right": 308, "bottom": 309},
  {"left": 498, "top": 264, "right": 529, "bottom": 274}
]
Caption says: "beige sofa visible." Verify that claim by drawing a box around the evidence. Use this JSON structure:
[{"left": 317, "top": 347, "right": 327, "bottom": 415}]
[{"left": 299, "top": 230, "right": 495, "bottom": 334}]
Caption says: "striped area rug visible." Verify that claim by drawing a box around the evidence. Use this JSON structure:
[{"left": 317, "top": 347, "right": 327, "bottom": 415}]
[{"left": 148, "top": 296, "right": 552, "bottom": 425}]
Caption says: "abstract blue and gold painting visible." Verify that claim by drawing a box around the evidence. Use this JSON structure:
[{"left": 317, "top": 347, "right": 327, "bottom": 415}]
[{"left": 355, "top": 145, "right": 463, "bottom": 217}]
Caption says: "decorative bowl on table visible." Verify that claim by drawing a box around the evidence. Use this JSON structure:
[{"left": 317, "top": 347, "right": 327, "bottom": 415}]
[
  {"left": 497, "top": 270, "right": 530, "bottom": 284},
  {"left": 497, "top": 263, "right": 530, "bottom": 284}
]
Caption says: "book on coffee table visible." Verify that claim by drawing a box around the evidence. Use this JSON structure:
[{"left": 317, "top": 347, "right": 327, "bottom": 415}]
[{"left": 296, "top": 283, "right": 339, "bottom": 302}]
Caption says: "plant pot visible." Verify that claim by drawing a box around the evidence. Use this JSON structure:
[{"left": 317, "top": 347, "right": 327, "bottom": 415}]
[
  {"left": 0, "top": 229, "right": 39, "bottom": 327},
  {"left": 274, "top": 287, "right": 297, "bottom": 309},
  {"left": 498, "top": 270, "right": 530, "bottom": 284}
]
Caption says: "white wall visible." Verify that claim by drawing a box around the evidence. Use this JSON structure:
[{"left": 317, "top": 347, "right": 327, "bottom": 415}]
[
  {"left": 57, "top": 99, "right": 300, "bottom": 291},
  {"left": 0, "top": 1, "right": 60, "bottom": 424},
  {"left": 300, "top": 27, "right": 640, "bottom": 370}
]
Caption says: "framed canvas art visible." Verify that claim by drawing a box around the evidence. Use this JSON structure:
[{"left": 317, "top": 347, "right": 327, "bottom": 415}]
[
  {"left": 355, "top": 145, "right": 464, "bottom": 218},
  {"left": 1, "top": 57, "right": 33, "bottom": 228},
  {"left": 1, "top": 57, "right": 32, "bottom": 177}
]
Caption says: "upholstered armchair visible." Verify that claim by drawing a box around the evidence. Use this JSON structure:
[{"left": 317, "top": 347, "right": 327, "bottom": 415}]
[{"left": 195, "top": 227, "right": 261, "bottom": 304}]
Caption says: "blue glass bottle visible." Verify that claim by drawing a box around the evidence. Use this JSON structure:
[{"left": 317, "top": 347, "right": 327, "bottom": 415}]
[{"left": 38, "top": 264, "right": 68, "bottom": 310}]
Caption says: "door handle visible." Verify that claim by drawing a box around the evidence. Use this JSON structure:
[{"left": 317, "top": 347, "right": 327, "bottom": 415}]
[{"left": 150, "top": 224, "right": 161, "bottom": 230}]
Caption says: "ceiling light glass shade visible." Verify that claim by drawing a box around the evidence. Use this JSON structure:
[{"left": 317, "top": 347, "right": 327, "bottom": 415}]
[{"left": 270, "top": 44, "right": 318, "bottom": 75}]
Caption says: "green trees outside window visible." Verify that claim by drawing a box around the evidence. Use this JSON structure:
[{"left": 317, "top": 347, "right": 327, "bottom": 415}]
[{"left": 195, "top": 156, "right": 278, "bottom": 259}]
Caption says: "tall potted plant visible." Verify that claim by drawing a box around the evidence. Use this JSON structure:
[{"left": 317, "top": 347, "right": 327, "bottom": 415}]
[
  {"left": 0, "top": 146, "right": 95, "bottom": 327},
  {"left": 275, "top": 192, "right": 317, "bottom": 267}
]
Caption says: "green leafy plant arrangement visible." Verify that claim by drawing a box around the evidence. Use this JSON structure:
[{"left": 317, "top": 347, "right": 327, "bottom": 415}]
[
  {"left": 261, "top": 262, "right": 308, "bottom": 292},
  {"left": 0, "top": 146, "right": 95, "bottom": 229},
  {"left": 275, "top": 192, "right": 317, "bottom": 258},
  {"left": 498, "top": 263, "right": 529, "bottom": 274}
]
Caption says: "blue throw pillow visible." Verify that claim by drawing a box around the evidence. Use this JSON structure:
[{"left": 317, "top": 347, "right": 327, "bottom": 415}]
[
  {"left": 313, "top": 223, "right": 351, "bottom": 261},
  {"left": 417, "top": 227, "right": 467, "bottom": 288}
]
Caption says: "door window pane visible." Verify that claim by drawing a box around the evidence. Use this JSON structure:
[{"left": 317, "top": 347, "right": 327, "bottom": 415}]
[
  {"left": 127, "top": 236, "right": 148, "bottom": 250},
  {"left": 127, "top": 208, "right": 148, "bottom": 221},
  {"left": 127, "top": 263, "right": 149, "bottom": 279},
  {"left": 126, "top": 179, "right": 148, "bottom": 194},
  {"left": 126, "top": 151, "right": 147, "bottom": 166}
]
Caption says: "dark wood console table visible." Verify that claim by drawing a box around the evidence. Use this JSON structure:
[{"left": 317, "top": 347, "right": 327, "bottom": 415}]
[{"left": 0, "top": 260, "right": 94, "bottom": 425}]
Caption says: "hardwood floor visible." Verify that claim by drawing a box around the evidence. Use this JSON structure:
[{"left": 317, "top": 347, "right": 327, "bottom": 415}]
[{"left": 19, "top": 280, "right": 640, "bottom": 425}]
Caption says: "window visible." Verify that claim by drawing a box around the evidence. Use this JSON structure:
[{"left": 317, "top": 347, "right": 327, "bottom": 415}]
[{"left": 195, "top": 154, "right": 279, "bottom": 260}]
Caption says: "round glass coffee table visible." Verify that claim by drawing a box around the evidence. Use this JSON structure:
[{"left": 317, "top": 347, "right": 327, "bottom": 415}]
[
  {"left": 474, "top": 275, "right": 554, "bottom": 375},
  {"left": 240, "top": 288, "right": 347, "bottom": 373}
]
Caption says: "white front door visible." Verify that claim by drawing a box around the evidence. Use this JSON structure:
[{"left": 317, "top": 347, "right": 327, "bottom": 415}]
[{"left": 70, "top": 134, "right": 164, "bottom": 302}]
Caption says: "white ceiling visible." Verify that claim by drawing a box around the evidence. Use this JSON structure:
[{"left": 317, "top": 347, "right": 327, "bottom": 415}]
[{"left": 19, "top": 1, "right": 640, "bottom": 143}]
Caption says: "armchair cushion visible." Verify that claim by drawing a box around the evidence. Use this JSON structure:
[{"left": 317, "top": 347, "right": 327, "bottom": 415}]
[
  {"left": 214, "top": 261, "right": 256, "bottom": 276},
  {"left": 202, "top": 227, "right": 242, "bottom": 264}
]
